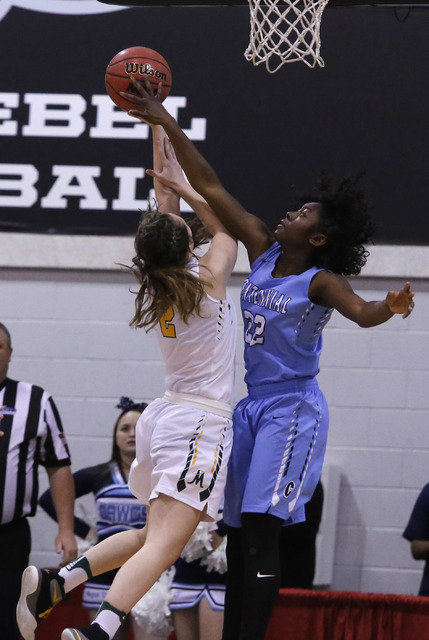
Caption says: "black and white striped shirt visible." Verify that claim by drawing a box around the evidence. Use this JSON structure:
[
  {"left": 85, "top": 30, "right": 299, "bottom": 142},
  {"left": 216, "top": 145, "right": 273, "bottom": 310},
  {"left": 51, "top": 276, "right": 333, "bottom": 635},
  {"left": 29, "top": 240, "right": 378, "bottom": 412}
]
[{"left": 0, "top": 377, "right": 71, "bottom": 525}]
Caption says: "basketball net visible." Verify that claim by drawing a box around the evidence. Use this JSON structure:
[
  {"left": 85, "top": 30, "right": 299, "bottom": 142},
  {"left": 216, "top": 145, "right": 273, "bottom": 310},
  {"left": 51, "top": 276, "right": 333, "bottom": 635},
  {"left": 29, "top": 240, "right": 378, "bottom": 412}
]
[{"left": 245, "top": 0, "right": 330, "bottom": 73}]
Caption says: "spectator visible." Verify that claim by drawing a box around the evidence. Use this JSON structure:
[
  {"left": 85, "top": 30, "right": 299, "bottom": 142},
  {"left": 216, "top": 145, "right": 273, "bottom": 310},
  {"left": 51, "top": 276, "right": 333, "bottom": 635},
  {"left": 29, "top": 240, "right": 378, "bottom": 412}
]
[{"left": 403, "top": 483, "right": 429, "bottom": 596}]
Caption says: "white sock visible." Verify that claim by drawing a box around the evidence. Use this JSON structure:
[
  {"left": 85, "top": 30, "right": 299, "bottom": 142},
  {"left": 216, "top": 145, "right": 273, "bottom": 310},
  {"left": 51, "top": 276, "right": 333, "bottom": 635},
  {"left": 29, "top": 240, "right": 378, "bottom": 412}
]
[
  {"left": 58, "top": 555, "right": 93, "bottom": 594},
  {"left": 94, "top": 602, "right": 126, "bottom": 639}
]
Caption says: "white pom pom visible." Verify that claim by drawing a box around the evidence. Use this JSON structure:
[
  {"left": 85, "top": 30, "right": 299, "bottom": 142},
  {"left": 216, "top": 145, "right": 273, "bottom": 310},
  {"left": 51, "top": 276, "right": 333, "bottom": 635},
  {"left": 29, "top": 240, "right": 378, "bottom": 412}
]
[
  {"left": 180, "top": 521, "right": 216, "bottom": 562},
  {"left": 76, "top": 536, "right": 94, "bottom": 556},
  {"left": 200, "top": 536, "right": 227, "bottom": 574},
  {"left": 131, "top": 567, "right": 175, "bottom": 637}
]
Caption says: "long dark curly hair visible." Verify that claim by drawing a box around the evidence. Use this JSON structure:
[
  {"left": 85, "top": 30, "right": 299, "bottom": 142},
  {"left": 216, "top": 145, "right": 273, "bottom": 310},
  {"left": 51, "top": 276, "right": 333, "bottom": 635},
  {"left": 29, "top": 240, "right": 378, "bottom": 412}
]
[
  {"left": 127, "top": 209, "right": 212, "bottom": 330},
  {"left": 301, "top": 174, "right": 375, "bottom": 276}
]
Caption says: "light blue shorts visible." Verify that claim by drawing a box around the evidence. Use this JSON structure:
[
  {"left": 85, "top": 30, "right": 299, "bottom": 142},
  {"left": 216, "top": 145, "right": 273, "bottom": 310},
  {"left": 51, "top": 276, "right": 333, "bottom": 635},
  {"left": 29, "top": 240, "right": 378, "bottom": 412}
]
[{"left": 224, "top": 379, "right": 329, "bottom": 528}]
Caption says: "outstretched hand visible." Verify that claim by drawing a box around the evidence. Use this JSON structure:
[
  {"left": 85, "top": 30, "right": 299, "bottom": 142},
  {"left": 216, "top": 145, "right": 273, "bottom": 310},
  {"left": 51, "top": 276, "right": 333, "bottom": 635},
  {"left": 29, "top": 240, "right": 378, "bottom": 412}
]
[
  {"left": 120, "top": 75, "right": 170, "bottom": 125},
  {"left": 146, "top": 137, "right": 187, "bottom": 193},
  {"left": 386, "top": 282, "right": 415, "bottom": 318}
]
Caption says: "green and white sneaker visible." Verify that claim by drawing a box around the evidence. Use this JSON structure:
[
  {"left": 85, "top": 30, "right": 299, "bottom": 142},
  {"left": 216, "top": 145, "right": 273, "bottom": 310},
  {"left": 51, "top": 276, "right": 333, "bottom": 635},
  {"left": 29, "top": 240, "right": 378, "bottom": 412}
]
[{"left": 16, "top": 566, "right": 66, "bottom": 640}]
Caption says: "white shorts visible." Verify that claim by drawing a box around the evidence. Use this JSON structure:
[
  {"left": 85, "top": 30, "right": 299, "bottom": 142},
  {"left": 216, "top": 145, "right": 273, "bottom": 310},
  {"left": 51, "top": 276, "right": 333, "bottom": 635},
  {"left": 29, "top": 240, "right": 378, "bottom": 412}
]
[
  {"left": 129, "top": 398, "right": 233, "bottom": 522},
  {"left": 170, "top": 584, "right": 225, "bottom": 611}
]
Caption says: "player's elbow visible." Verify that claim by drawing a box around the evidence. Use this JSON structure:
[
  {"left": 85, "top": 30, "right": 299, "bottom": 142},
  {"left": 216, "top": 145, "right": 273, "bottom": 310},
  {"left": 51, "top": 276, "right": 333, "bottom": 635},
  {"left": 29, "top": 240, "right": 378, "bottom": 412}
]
[{"left": 411, "top": 540, "right": 429, "bottom": 560}]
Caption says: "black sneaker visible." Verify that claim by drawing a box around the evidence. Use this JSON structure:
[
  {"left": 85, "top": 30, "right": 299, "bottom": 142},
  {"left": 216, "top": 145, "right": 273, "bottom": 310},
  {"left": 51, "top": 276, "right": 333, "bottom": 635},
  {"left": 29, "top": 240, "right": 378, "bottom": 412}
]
[
  {"left": 16, "top": 566, "right": 66, "bottom": 640},
  {"left": 61, "top": 623, "right": 110, "bottom": 640}
]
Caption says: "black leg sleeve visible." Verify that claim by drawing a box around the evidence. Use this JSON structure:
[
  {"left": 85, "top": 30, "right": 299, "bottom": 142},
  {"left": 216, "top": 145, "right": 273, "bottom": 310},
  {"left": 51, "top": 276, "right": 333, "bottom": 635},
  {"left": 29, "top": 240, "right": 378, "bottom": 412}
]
[
  {"left": 239, "top": 512, "right": 284, "bottom": 640},
  {"left": 222, "top": 525, "right": 244, "bottom": 640}
]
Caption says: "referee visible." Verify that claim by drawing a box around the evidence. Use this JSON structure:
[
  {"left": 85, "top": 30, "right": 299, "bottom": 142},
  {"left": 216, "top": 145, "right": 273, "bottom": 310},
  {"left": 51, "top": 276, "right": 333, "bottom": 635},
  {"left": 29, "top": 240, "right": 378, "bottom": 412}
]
[{"left": 0, "top": 322, "right": 77, "bottom": 640}]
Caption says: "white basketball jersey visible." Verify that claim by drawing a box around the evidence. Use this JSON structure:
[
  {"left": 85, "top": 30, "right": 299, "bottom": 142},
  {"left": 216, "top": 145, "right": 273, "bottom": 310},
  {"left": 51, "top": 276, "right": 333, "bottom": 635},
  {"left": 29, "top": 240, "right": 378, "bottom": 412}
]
[{"left": 154, "top": 261, "right": 237, "bottom": 407}]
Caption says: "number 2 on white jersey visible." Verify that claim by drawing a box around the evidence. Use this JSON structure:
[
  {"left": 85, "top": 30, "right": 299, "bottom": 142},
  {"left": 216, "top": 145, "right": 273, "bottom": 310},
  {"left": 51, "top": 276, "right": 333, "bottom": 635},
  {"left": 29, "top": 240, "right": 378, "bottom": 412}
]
[{"left": 160, "top": 307, "right": 176, "bottom": 338}]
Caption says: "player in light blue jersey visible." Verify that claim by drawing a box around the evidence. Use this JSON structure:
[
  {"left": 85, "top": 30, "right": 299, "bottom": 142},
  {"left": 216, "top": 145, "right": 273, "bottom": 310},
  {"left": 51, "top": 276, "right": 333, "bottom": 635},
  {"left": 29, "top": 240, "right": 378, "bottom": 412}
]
[{"left": 121, "top": 77, "right": 416, "bottom": 640}]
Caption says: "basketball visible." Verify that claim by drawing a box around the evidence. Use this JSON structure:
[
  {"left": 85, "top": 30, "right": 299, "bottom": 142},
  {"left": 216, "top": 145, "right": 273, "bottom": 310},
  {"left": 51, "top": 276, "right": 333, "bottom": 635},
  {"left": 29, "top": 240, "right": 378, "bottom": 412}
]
[{"left": 105, "top": 46, "right": 172, "bottom": 112}]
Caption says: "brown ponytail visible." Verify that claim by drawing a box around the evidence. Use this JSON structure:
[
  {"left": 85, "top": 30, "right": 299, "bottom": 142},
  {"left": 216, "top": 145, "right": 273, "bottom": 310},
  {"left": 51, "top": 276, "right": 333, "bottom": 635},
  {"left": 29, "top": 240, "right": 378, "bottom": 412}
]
[{"left": 126, "top": 210, "right": 208, "bottom": 330}]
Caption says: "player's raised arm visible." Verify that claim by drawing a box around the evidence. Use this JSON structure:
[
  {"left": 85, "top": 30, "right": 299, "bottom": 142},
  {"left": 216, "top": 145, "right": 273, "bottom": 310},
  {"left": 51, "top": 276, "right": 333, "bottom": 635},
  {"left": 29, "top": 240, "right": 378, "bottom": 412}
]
[
  {"left": 151, "top": 124, "right": 181, "bottom": 215},
  {"left": 148, "top": 131, "right": 228, "bottom": 236},
  {"left": 148, "top": 125, "right": 237, "bottom": 296},
  {"left": 122, "top": 77, "right": 274, "bottom": 264}
]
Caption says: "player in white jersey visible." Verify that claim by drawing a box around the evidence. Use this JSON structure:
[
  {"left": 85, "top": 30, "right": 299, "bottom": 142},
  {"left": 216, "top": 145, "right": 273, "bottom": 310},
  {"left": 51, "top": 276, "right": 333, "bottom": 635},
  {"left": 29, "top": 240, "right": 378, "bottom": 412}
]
[
  {"left": 155, "top": 262, "right": 236, "bottom": 407},
  {"left": 17, "top": 125, "right": 237, "bottom": 640},
  {"left": 131, "top": 264, "right": 236, "bottom": 522}
]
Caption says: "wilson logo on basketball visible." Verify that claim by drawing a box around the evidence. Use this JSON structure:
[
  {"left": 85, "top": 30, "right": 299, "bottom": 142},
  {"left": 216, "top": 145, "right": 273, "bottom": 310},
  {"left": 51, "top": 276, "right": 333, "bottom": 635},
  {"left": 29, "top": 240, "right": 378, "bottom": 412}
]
[{"left": 125, "top": 62, "right": 168, "bottom": 82}]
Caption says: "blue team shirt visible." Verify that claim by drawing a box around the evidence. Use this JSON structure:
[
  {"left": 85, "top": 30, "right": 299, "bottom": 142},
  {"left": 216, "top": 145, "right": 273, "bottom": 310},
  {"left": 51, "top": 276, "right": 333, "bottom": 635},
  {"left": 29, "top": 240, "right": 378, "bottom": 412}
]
[
  {"left": 241, "top": 242, "right": 333, "bottom": 388},
  {"left": 39, "top": 460, "right": 147, "bottom": 541}
]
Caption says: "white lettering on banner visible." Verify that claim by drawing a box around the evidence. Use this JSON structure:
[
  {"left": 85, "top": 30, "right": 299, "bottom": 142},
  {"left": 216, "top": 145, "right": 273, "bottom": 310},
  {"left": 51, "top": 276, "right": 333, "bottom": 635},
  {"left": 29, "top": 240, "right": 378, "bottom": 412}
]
[
  {"left": 0, "top": 164, "right": 39, "bottom": 207},
  {"left": 23, "top": 94, "right": 87, "bottom": 138},
  {"left": 41, "top": 166, "right": 107, "bottom": 210},
  {"left": 0, "top": 163, "right": 151, "bottom": 212},
  {"left": 90, "top": 96, "right": 150, "bottom": 140},
  {"left": 112, "top": 168, "right": 147, "bottom": 211},
  {"left": 0, "top": 1, "right": 129, "bottom": 23},
  {"left": 0, "top": 93, "right": 207, "bottom": 141},
  {"left": 157, "top": 97, "right": 207, "bottom": 140},
  {"left": 0, "top": 93, "right": 19, "bottom": 135}
]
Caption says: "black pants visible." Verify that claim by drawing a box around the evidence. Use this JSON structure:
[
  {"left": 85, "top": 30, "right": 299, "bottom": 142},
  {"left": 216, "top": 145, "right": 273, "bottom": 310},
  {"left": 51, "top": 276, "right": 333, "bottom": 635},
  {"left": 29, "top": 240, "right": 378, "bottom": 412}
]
[
  {"left": 222, "top": 513, "right": 284, "bottom": 640},
  {"left": 279, "top": 480, "right": 324, "bottom": 588},
  {"left": 0, "top": 518, "right": 31, "bottom": 640}
]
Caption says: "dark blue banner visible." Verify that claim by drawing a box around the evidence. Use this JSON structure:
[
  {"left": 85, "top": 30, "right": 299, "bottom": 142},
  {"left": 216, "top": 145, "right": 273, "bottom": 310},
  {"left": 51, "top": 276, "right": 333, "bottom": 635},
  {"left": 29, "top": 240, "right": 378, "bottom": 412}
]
[{"left": 0, "top": 2, "right": 428, "bottom": 243}]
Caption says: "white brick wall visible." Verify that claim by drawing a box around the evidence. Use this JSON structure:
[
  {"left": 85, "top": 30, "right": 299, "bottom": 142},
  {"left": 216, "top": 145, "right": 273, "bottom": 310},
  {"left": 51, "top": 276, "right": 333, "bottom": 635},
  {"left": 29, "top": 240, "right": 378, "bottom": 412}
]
[{"left": 1, "top": 245, "right": 428, "bottom": 597}]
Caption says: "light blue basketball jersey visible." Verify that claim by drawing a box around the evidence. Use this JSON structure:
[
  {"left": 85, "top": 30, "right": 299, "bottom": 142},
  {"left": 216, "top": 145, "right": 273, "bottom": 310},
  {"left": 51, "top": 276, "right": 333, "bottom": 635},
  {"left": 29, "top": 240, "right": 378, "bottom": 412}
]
[{"left": 241, "top": 242, "right": 333, "bottom": 388}]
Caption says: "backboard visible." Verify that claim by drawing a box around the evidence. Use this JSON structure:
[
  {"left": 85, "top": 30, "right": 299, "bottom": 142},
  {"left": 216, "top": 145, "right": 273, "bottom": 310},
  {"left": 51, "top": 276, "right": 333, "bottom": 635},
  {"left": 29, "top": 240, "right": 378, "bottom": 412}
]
[{"left": 98, "top": 0, "right": 429, "bottom": 5}]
